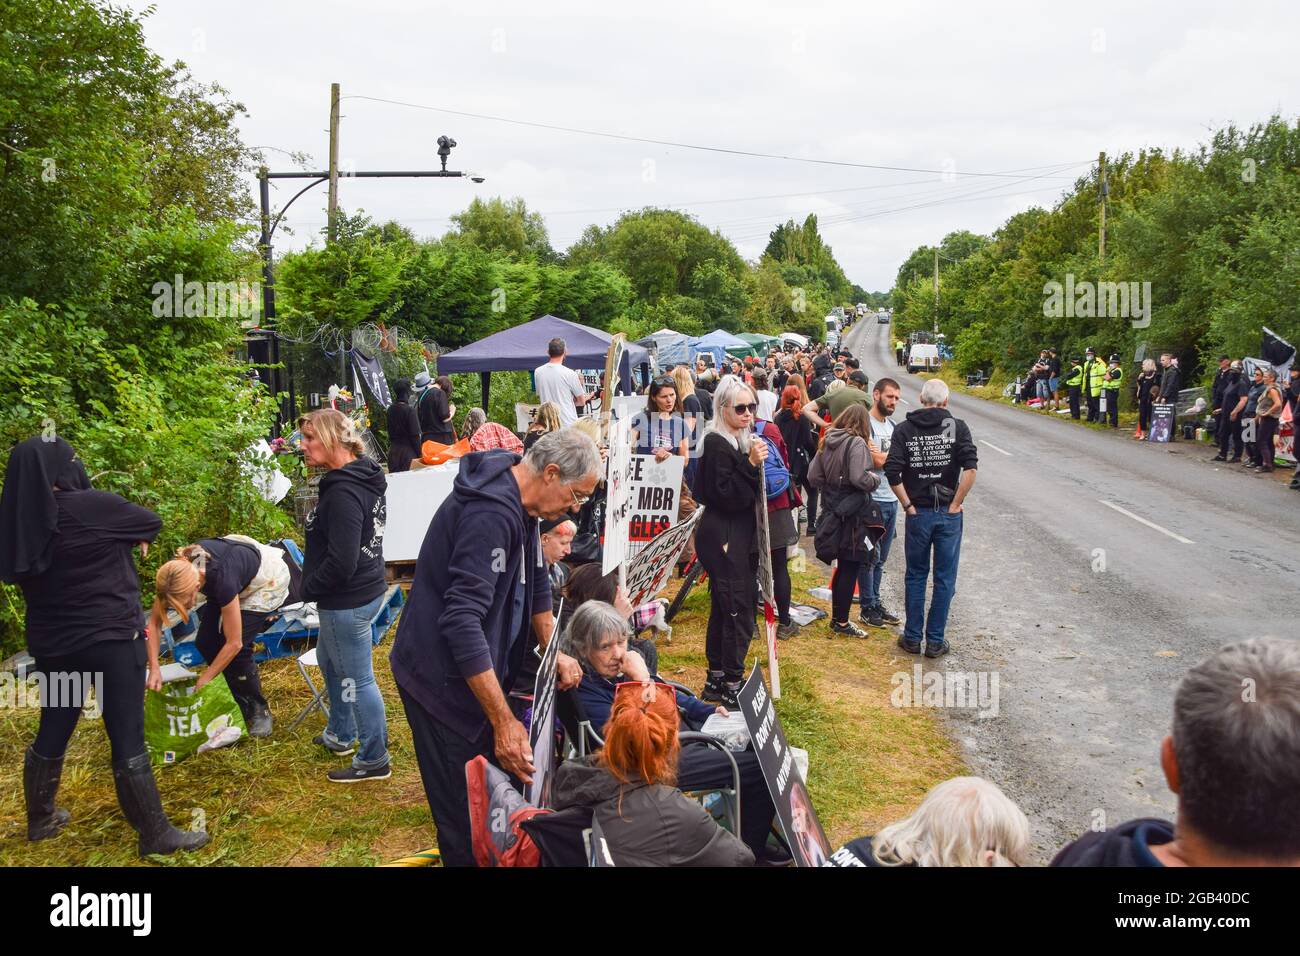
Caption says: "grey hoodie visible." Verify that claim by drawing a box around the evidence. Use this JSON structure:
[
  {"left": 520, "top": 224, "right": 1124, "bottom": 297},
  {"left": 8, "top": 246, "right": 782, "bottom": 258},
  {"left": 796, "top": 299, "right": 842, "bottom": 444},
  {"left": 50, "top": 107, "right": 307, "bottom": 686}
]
[
  {"left": 807, "top": 429, "right": 879, "bottom": 495},
  {"left": 552, "top": 757, "right": 755, "bottom": 867}
]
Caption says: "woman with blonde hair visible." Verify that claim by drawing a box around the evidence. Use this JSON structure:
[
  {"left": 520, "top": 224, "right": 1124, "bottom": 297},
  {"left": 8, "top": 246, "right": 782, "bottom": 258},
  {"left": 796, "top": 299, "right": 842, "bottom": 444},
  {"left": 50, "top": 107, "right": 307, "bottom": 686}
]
[
  {"left": 298, "top": 409, "right": 392, "bottom": 782},
  {"left": 692, "top": 375, "right": 768, "bottom": 707},
  {"left": 1134, "top": 357, "right": 1159, "bottom": 440},
  {"left": 827, "top": 776, "right": 1030, "bottom": 867},
  {"left": 524, "top": 402, "right": 563, "bottom": 452},
  {"left": 150, "top": 532, "right": 292, "bottom": 737}
]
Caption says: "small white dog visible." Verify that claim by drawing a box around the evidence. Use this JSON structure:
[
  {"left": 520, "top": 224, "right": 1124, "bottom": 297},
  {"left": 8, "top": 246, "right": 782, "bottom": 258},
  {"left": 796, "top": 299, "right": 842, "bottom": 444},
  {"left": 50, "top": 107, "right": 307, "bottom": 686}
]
[{"left": 632, "top": 598, "right": 673, "bottom": 645}]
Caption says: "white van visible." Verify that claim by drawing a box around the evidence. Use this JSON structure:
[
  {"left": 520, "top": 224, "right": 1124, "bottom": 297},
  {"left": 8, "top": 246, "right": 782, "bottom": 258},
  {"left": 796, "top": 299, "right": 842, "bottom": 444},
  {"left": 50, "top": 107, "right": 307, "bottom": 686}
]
[{"left": 907, "top": 343, "right": 941, "bottom": 373}]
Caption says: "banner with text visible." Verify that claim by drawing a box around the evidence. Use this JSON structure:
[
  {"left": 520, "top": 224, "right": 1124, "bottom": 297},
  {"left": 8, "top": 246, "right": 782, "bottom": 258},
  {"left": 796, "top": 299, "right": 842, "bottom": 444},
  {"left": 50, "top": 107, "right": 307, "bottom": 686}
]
[
  {"left": 625, "top": 507, "right": 703, "bottom": 608},
  {"left": 602, "top": 412, "right": 636, "bottom": 575},
  {"left": 738, "top": 665, "right": 830, "bottom": 868}
]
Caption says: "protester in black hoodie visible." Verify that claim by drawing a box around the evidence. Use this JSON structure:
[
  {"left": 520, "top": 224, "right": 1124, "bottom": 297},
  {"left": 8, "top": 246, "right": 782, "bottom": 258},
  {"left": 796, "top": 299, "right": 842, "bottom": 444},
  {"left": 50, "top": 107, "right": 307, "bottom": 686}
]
[
  {"left": 883, "top": 378, "right": 977, "bottom": 658},
  {"left": 0, "top": 436, "right": 208, "bottom": 857},
  {"left": 1053, "top": 638, "right": 1300, "bottom": 867},
  {"left": 390, "top": 427, "right": 600, "bottom": 866},
  {"left": 299, "top": 409, "right": 392, "bottom": 783}
]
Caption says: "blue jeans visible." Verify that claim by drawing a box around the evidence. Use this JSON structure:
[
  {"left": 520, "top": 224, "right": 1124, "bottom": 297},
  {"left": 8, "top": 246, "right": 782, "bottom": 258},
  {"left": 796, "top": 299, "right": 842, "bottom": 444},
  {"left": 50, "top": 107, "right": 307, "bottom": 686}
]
[
  {"left": 858, "top": 499, "right": 898, "bottom": 609},
  {"left": 902, "top": 508, "right": 964, "bottom": 648},
  {"left": 317, "top": 592, "right": 389, "bottom": 770}
]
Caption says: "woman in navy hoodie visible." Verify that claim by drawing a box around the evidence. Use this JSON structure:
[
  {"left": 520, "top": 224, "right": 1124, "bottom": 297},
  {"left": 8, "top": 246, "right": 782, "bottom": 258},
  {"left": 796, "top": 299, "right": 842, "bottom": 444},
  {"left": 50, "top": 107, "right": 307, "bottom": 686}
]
[{"left": 299, "top": 410, "right": 391, "bottom": 783}]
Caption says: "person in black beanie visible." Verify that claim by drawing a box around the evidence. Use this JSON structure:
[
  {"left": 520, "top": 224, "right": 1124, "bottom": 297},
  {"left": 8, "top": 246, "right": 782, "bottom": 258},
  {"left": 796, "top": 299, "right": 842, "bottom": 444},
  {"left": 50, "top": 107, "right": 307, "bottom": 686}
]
[{"left": 0, "top": 436, "right": 208, "bottom": 857}]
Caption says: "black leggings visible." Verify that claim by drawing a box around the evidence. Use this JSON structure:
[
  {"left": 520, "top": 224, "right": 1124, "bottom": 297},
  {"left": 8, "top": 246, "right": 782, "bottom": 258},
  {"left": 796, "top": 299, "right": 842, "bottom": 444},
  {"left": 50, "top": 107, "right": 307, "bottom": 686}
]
[
  {"left": 800, "top": 479, "right": 818, "bottom": 531},
  {"left": 1257, "top": 415, "right": 1279, "bottom": 466},
  {"left": 195, "top": 604, "right": 273, "bottom": 715},
  {"left": 32, "top": 637, "right": 147, "bottom": 764},
  {"left": 832, "top": 558, "right": 863, "bottom": 623},
  {"left": 696, "top": 510, "right": 758, "bottom": 681},
  {"left": 771, "top": 547, "right": 792, "bottom": 626}
]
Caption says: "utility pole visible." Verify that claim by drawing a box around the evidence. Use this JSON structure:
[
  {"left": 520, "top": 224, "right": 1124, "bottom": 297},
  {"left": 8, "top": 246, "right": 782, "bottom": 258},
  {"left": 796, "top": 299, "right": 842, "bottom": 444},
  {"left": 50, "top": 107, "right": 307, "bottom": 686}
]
[
  {"left": 328, "top": 82, "right": 344, "bottom": 384},
  {"left": 933, "top": 246, "right": 940, "bottom": 334},
  {"left": 1098, "top": 150, "right": 1107, "bottom": 264},
  {"left": 328, "top": 82, "right": 340, "bottom": 243}
]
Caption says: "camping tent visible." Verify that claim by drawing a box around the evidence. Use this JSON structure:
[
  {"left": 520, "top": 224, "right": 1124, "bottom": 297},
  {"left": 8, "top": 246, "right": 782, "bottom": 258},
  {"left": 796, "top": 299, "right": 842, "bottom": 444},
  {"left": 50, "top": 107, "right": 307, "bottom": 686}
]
[
  {"left": 436, "top": 314, "right": 651, "bottom": 410},
  {"left": 689, "top": 329, "right": 755, "bottom": 370},
  {"left": 636, "top": 329, "right": 693, "bottom": 368},
  {"left": 736, "top": 332, "right": 782, "bottom": 356}
]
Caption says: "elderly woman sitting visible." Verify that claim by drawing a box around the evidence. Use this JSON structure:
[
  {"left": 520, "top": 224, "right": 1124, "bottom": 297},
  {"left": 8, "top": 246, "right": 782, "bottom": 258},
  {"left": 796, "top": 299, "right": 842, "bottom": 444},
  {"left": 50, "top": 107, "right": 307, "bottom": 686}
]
[{"left": 560, "top": 602, "right": 786, "bottom": 863}]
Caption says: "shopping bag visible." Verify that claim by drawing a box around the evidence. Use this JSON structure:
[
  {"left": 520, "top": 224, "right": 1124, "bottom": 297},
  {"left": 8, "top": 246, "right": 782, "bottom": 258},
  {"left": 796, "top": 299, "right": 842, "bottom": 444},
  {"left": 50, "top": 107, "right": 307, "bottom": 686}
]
[{"left": 144, "top": 674, "right": 247, "bottom": 765}]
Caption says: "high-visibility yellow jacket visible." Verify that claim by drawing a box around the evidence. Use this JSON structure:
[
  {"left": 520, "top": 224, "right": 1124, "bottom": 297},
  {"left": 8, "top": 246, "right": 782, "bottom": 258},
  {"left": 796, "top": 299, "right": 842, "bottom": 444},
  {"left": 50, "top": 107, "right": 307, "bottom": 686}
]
[
  {"left": 1063, "top": 363, "right": 1083, "bottom": 387},
  {"left": 1103, "top": 364, "right": 1124, "bottom": 391},
  {"left": 1082, "top": 358, "right": 1108, "bottom": 397}
]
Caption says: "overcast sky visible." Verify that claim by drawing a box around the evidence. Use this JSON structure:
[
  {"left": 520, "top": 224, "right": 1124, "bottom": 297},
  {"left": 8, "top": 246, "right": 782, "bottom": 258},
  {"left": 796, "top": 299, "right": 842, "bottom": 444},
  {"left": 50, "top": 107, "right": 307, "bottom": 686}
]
[{"left": 129, "top": 0, "right": 1298, "bottom": 290}]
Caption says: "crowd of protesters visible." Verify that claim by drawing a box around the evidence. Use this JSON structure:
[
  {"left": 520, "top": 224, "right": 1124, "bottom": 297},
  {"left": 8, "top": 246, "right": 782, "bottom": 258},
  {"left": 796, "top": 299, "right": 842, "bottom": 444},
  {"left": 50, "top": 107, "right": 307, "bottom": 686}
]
[
  {"left": 14, "top": 328, "right": 1294, "bottom": 870},
  {"left": 1015, "top": 346, "right": 1298, "bottom": 483}
]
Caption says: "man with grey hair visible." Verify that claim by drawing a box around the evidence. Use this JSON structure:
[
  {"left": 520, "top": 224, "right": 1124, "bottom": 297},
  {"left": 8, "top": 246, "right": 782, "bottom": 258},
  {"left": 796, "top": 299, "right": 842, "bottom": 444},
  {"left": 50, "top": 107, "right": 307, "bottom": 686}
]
[
  {"left": 1053, "top": 638, "right": 1300, "bottom": 866},
  {"left": 883, "top": 378, "right": 978, "bottom": 658},
  {"left": 390, "top": 427, "right": 601, "bottom": 866}
]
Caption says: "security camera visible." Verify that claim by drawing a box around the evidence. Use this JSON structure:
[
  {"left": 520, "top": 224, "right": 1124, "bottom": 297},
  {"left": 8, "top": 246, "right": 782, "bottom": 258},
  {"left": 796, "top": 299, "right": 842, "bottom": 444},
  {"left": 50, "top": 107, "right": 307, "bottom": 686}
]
[{"left": 436, "top": 135, "right": 457, "bottom": 170}]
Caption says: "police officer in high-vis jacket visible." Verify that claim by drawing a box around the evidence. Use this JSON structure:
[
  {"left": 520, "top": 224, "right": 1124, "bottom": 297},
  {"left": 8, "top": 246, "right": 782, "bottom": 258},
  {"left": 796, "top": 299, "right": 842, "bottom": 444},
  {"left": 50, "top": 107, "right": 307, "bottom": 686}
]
[
  {"left": 1063, "top": 357, "right": 1084, "bottom": 419},
  {"left": 1102, "top": 353, "right": 1124, "bottom": 428},
  {"left": 1082, "top": 348, "right": 1108, "bottom": 423}
]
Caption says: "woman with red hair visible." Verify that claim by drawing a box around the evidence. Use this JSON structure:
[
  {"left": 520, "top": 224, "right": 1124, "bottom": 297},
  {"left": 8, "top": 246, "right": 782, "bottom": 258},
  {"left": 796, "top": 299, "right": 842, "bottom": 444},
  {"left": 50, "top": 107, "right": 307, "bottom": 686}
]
[
  {"left": 776, "top": 384, "right": 819, "bottom": 536},
  {"left": 552, "top": 680, "right": 754, "bottom": 867}
]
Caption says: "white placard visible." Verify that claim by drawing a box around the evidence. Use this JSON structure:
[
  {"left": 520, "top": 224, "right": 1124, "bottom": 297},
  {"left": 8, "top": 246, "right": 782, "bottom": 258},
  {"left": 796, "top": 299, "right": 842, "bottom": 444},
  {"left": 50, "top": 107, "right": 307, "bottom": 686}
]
[
  {"left": 625, "top": 454, "right": 685, "bottom": 558},
  {"left": 601, "top": 413, "right": 636, "bottom": 576},
  {"left": 381, "top": 462, "right": 460, "bottom": 562}
]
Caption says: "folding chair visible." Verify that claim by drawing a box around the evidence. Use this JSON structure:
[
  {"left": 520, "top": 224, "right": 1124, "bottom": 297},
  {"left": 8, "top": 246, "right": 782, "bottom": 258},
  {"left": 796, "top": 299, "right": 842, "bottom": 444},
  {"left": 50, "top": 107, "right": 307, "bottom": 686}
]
[
  {"left": 287, "top": 646, "right": 329, "bottom": 730},
  {"left": 555, "top": 687, "right": 741, "bottom": 837}
]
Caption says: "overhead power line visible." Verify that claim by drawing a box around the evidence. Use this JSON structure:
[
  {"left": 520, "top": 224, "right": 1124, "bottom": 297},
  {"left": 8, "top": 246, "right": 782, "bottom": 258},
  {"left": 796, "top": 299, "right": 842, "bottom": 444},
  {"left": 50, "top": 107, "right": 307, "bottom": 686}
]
[{"left": 344, "top": 93, "right": 1092, "bottom": 181}]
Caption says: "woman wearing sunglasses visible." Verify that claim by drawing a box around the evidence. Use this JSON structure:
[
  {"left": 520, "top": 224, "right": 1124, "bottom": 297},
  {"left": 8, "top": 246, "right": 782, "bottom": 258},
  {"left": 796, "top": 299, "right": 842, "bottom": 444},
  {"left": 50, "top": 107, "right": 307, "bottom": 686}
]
[{"left": 691, "top": 376, "right": 767, "bottom": 709}]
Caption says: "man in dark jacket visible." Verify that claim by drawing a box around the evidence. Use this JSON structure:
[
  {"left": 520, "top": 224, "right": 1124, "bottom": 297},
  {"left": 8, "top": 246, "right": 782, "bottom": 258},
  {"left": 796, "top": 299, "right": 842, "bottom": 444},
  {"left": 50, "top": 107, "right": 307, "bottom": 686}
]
[
  {"left": 883, "top": 378, "right": 977, "bottom": 658},
  {"left": 1157, "top": 352, "right": 1181, "bottom": 440},
  {"left": 1053, "top": 638, "right": 1300, "bottom": 867},
  {"left": 389, "top": 428, "right": 600, "bottom": 866}
]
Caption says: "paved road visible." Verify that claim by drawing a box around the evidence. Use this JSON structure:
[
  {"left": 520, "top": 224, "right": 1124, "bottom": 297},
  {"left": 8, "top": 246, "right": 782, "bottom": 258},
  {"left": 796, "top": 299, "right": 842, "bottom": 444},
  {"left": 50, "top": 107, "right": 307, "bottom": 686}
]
[{"left": 843, "top": 319, "right": 1300, "bottom": 861}]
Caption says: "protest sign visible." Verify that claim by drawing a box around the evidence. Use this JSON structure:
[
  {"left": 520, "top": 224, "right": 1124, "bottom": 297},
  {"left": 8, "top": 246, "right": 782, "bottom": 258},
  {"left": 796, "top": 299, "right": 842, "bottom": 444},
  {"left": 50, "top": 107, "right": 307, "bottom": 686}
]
[
  {"left": 625, "top": 507, "right": 703, "bottom": 607},
  {"left": 528, "top": 605, "right": 562, "bottom": 808},
  {"left": 599, "top": 333, "right": 627, "bottom": 440},
  {"left": 626, "top": 454, "right": 685, "bottom": 558},
  {"left": 602, "top": 412, "right": 636, "bottom": 576},
  {"left": 738, "top": 664, "right": 830, "bottom": 867},
  {"left": 1149, "top": 403, "right": 1174, "bottom": 443}
]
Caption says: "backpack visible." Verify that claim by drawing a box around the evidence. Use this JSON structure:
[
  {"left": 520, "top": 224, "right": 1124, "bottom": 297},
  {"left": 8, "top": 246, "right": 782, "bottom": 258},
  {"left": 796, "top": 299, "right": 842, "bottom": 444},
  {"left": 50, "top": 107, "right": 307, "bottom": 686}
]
[
  {"left": 466, "top": 755, "right": 550, "bottom": 867},
  {"left": 752, "top": 421, "right": 791, "bottom": 499}
]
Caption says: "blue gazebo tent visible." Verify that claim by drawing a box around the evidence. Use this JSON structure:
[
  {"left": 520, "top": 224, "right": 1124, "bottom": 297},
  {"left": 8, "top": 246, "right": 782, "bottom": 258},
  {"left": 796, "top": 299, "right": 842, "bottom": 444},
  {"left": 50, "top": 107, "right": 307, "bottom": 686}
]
[
  {"left": 436, "top": 314, "right": 651, "bottom": 411},
  {"left": 689, "top": 328, "right": 755, "bottom": 370}
]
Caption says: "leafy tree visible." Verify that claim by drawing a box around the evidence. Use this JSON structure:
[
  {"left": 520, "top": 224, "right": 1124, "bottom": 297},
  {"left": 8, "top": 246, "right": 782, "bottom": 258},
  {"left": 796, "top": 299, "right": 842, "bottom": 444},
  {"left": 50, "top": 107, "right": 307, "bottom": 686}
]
[{"left": 449, "top": 196, "right": 556, "bottom": 262}]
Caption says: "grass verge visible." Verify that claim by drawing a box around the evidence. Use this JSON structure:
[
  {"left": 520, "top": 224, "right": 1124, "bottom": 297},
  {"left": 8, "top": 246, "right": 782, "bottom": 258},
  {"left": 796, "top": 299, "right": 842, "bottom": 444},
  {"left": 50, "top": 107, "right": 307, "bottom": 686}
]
[{"left": 0, "top": 562, "right": 962, "bottom": 863}]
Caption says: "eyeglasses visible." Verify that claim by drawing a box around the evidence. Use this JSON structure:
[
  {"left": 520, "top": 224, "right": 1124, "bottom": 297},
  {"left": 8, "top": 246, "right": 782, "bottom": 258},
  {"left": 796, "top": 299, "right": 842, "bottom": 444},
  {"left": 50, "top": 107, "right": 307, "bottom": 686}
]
[
  {"left": 568, "top": 485, "right": 591, "bottom": 508},
  {"left": 733, "top": 403, "right": 758, "bottom": 415},
  {"left": 653, "top": 376, "right": 675, "bottom": 387}
]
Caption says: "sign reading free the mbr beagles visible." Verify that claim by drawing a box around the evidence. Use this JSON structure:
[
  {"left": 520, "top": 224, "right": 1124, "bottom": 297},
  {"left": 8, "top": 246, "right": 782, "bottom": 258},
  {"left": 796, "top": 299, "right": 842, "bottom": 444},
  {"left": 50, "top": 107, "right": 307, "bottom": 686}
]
[{"left": 738, "top": 665, "right": 830, "bottom": 867}]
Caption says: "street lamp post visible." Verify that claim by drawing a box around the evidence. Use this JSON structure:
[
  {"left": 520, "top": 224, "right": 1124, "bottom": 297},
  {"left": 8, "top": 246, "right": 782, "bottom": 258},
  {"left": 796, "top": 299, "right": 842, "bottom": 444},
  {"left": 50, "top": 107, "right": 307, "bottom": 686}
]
[{"left": 256, "top": 154, "right": 483, "bottom": 428}]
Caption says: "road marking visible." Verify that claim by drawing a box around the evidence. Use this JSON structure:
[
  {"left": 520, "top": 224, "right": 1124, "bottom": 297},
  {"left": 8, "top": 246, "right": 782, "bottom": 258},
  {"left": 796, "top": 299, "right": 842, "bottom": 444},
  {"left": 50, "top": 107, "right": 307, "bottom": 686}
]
[
  {"left": 979, "top": 439, "right": 1012, "bottom": 456},
  {"left": 1099, "top": 499, "right": 1195, "bottom": 544}
]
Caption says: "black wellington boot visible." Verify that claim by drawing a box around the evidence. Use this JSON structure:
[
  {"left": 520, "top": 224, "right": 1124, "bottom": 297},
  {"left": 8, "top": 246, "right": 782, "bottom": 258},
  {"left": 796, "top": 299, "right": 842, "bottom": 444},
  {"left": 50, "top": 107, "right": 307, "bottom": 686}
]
[
  {"left": 112, "top": 752, "right": 210, "bottom": 857},
  {"left": 24, "top": 747, "right": 71, "bottom": 841}
]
